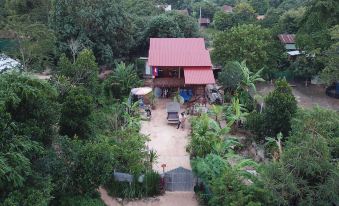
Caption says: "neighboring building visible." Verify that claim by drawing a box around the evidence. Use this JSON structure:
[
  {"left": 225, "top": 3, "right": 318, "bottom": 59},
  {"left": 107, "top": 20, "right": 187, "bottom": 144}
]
[
  {"left": 147, "top": 38, "right": 215, "bottom": 95},
  {"left": 222, "top": 5, "right": 233, "bottom": 13},
  {"left": 199, "top": 18, "right": 211, "bottom": 27},
  {"left": 0, "top": 54, "right": 20, "bottom": 73},
  {"left": 256, "top": 15, "right": 265, "bottom": 20},
  {"left": 156, "top": 4, "right": 172, "bottom": 11},
  {"left": 278, "top": 34, "right": 301, "bottom": 60},
  {"left": 278, "top": 34, "right": 297, "bottom": 50}
]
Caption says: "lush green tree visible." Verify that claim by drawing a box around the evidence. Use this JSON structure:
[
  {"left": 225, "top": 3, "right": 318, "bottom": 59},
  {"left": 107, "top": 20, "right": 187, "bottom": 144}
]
[
  {"left": 145, "top": 14, "right": 183, "bottom": 38},
  {"left": 262, "top": 79, "right": 297, "bottom": 137},
  {"left": 296, "top": 0, "right": 339, "bottom": 52},
  {"left": 166, "top": 11, "right": 199, "bottom": 38},
  {"left": 6, "top": 20, "right": 56, "bottom": 71},
  {"left": 289, "top": 106, "right": 339, "bottom": 159},
  {"left": 213, "top": 11, "right": 235, "bottom": 31},
  {"left": 321, "top": 25, "right": 339, "bottom": 85},
  {"left": 58, "top": 49, "right": 99, "bottom": 95},
  {"left": 4, "top": 0, "right": 50, "bottom": 23},
  {"left": 50, "top": 0, "right": 135, "bottom": 65},
  {"left": 212, "top": 24, "right": 279, "bottom": 72},
  {"left": 249, "top": 0, "right": 269, "bottom": 15},
  {"left": 192, "top": 1, "right": 219, "bottom": 21},
  {"left": 103, "top": 62, "right": 142, "bottom": 100},
  {"left": 0, "top": 73, "right": 60, "bottom": 205},
  {"left": 290, "top": 55, "right": 323, "bottom": 85},
  {"left": 262, "top": 128, "right": 339, "bottom": 205},
  {"left": 278, "top": 7, "right": 306, "bottom": 33},
  {"left": 233, "top": 2, "right": 256, "bottom": 23},
  {"left": 59, "top": 87, "right": 94, "bottom": 139},
  {"left": 218, "top": 61, "right": 245, "bottom": 93},
  {"left": 49, "top": 137, "right": 116, "bottom": 198}
]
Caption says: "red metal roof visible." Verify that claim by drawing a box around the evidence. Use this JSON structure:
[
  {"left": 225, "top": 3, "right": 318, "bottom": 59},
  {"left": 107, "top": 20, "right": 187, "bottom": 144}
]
[
  {"left": 148, "top": 38, "right": 212, "bottom": 67},
  {"left": 184, "top": 67, "right": 215, "bottom": 85},
  {"left": 278, "top": 34, "right": 295, "bottom": 44}
]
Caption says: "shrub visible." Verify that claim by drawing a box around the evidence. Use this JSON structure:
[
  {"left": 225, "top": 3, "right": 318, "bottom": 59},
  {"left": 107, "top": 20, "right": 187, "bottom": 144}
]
[
  {"left": 245, "top": 111, "right": 265, "bottom": 141},
  {"left": 262, "top": 79, "right": 297, "bottom": 137},
  {"left": 105, "top": 171, "right": 162, "bottom": 199}
]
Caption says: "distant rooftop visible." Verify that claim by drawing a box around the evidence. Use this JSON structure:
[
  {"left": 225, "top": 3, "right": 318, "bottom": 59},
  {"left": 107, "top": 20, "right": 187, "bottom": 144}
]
[{"left": 278, "top": 34, "right": 296, "bottom": 44}]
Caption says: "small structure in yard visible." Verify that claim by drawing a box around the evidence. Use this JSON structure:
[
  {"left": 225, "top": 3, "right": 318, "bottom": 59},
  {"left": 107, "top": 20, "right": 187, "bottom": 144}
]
[
  {"left": 199, "top": 18, "right": 211, "bottom": 27},
  {"left": 156, "top": 4, "right": 172, "bottom": 12},
  {"left": 278, "top": 34, "right": 303, "bottom": 60},
  {"left": 222, "top": 5, "right": 233, "bottom": 13},
  {"left": 147, "top": 38, "right": 215, "bottom": 96}
]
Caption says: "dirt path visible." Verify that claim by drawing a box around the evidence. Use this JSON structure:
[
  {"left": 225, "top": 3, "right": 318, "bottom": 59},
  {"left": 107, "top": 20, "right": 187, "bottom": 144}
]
[
  {"left": 100, "top": 99, "right": 199, "bottom": 206},
  {"left": 256, "top": 82, "right": 339, "bottom": 111},
  {"left": 140, "top": 99, "right": 191, "bottom": 172}
]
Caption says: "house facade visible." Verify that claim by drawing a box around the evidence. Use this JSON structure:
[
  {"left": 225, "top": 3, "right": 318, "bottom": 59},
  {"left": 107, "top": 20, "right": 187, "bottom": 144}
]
[{"left": 147, "top": 38, "right": 215, "bottom": 95}]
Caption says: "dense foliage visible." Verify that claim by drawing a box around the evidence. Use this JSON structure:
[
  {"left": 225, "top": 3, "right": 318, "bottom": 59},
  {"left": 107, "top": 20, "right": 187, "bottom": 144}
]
[
  {"left": 247, "top": 79, "right": 297, "bottom": 138},
  {"left": 212, "top": 24, "right": 282, "bottom": 73}
]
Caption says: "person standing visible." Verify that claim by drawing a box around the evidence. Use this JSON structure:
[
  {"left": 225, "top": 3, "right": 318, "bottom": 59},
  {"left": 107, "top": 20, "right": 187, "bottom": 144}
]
[{"left": 177, "top": 112, "right": 186, "bottom": 130}]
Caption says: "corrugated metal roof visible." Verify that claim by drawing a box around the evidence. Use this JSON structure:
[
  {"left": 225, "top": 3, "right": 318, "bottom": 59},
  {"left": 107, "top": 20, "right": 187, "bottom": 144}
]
[
  {"left": 148, "top": 38, "right": 212, "bottom": 67},
  {"left": 184, "top": 67, "right": 215, "bottom": 85},
  {"left": 278, "top": 34, "right": 295, "bottom": 44}
]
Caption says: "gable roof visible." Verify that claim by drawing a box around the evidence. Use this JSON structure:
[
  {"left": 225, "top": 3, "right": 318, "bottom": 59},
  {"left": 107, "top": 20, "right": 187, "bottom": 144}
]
[
  {"left": 278, "top": 34, "right": 296, "bottom": 44},
  {"left": 222, "top": 5, "right": 233, "bottom": 13},
  {"left": 148, "top": 38, "right": 212, "bottom": 67}
]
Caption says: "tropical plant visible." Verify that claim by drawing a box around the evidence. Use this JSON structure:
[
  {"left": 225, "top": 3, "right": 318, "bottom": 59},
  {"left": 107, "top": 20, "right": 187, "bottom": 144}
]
[
  {"left": 188, "top": 114, "right": 230, "bottom": 158},
  {"left": 237, "top": 60, "right": 265, "bottom": 93},
  {"left": 104, "top": 62, "right": 142, "bottom": 100},
  {"left": 209, "top": 105, "right": 225, "bottom": 127},
  {"left": 226, "top": 98, "right": 249, "bottom": 129}
]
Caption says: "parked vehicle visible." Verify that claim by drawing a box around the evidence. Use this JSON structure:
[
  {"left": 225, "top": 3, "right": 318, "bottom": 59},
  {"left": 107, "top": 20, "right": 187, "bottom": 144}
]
[
  {"left": 166, "top": 102, "right": 180, "bottom": 124},
  {"left": 205, "top": 84, "right": 223, "bottom": 104}
]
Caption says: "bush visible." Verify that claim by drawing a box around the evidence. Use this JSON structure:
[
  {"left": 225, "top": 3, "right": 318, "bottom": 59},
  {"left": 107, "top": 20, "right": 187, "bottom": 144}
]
[
  {"left": 262, "top": 79, "right": 297, "bottom": 137},
  {"left": 245, "top": 111, "right": 265, "bottom": 141},
  {"left": 105, "top": 171, "right": 162, "bottom": 199}
]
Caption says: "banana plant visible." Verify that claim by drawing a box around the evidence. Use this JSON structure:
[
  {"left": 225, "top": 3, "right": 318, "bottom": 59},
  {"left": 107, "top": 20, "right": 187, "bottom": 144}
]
[
  {"left": 237, "top": 60, "right": 265, "bottom": 93},
  {"left": 226, "top": 98, "right": 249, "bottom": 129}
]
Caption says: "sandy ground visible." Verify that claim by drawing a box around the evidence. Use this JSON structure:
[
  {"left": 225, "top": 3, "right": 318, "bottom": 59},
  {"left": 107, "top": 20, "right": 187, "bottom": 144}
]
[
  {"left": 257, "top": 81, "right": 339, "bottom": 111},
  {"left": 140, "top": 99, "right": 192, "bottom": 172},
  {"left": 100, "top": 99, "right": 199, "bottom": 206}
]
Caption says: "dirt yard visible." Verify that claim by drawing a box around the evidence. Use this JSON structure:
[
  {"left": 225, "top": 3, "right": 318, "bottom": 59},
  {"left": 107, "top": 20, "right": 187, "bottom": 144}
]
[
  {"left": 141, "top": 98, "right": 191, "bottom": 172},
  {"left": 100, "top": 99, "right": 199, "bottom": 206},
  {"left": 256, "top": 81, "right": 339, "bottom": 111}
]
